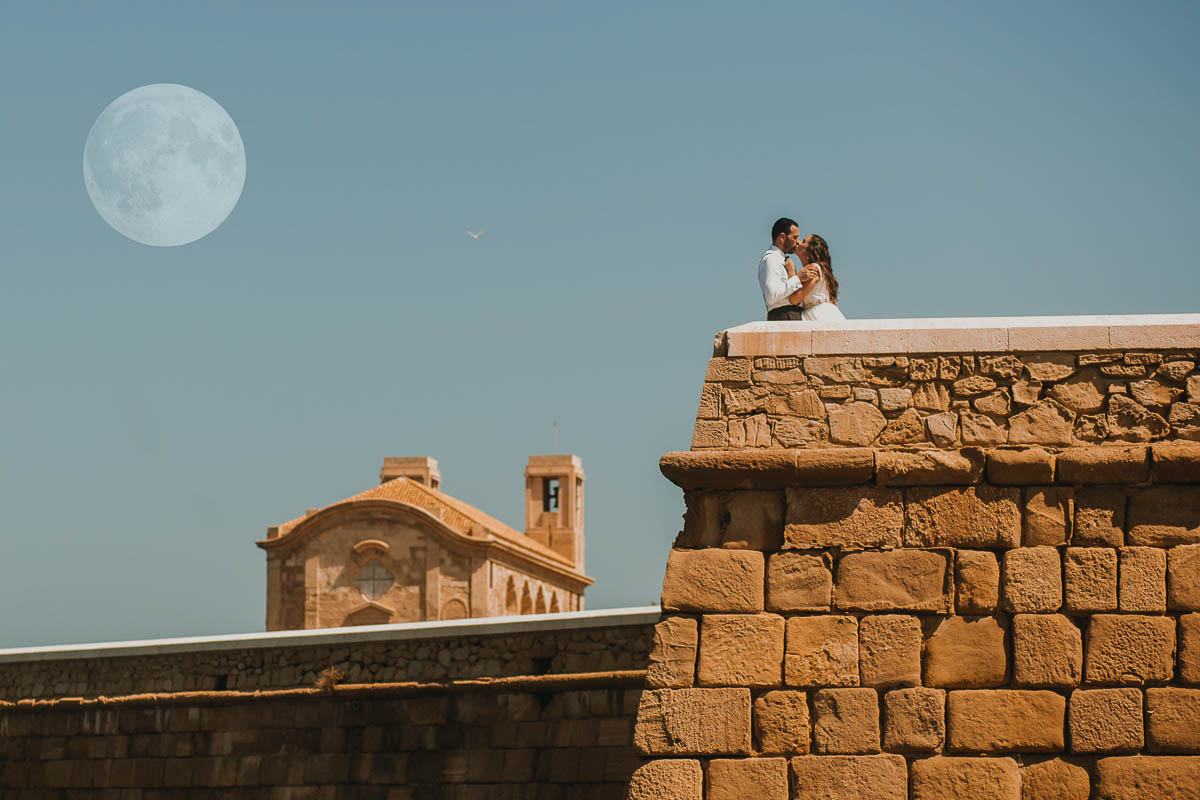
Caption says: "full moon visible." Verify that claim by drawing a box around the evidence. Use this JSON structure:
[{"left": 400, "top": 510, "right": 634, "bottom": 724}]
[{"left": 83, "top": 84, "right": 246, "bottom": 247}]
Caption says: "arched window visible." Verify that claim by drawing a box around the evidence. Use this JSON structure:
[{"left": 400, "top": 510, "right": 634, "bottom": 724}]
[
  {"left": 550, "top": 593, "right": 560, "bottom": 613},
  {"left": 535, "top": 587, "right": 546, "bottom": 614},
  {"left": 505, "top": 577, "right": 518, "bottom": 615},
  {"left": 441, "top": 598, "right": 468, "bottom": 620},
  {"left": 520, "top": 583, "right": 533, "bottom": 615}
]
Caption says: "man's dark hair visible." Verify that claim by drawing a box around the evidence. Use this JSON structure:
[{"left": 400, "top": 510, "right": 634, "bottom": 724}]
[{"left": 771, "top": 217, "right": 798, "bottom": 241}]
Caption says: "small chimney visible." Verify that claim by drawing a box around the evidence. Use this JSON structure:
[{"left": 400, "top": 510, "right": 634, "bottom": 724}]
[{"left": 381, "top": 457, "right": 441, "bottom": 490}]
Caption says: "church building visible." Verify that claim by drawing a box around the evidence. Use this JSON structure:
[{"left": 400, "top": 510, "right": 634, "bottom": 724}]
[{"left": 256, "top": 455, "right": 592, "bottom": 630}]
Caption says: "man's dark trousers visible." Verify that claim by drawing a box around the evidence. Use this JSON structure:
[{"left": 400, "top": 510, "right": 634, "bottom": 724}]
[{"left": 767, "top": 305, "right": 805, "bottom": 321}]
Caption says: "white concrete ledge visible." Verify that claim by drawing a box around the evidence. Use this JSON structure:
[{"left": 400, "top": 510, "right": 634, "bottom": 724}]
[
  {"left": 723, "top": 314, "right": 1200, "bottom": 357},
  {"left": 0, "top": 606, "right": 662, "bottom": 664}
]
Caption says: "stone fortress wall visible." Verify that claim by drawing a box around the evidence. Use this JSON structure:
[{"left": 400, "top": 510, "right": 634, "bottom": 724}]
[{"left": 632, "top": 316, "right": 1200, "bottom": 800}]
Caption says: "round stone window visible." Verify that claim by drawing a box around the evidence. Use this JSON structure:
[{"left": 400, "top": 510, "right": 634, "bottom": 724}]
[{"left": 354, "top": 561, "right": 394, "bottom": 601}]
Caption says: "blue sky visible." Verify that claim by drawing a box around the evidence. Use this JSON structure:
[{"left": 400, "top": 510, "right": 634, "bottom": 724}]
[{"left": 1, "top": 1, "right": 1198, "bottom": 646}]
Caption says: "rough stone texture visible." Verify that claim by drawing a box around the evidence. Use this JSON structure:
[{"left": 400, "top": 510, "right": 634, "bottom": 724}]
[
  {"left": 1012, "top": 614, "right": 1082, "bottom": 688},
  {"left": 1024, "top": 487, "right": 1073, "bottom": 546},
  {"left": 697, "top": 614, "right": 784, "bottom": 688},
  {"left": 753, "top": 690, "right": 810, "bottom": 755},
  {"left": 1064, "top": 547, "right": 1118, "bottom": 613},
  {"left": 647, "top": 616, "right": 699, "bottom": 689},
  {"left": 955, "top": 550, "right": 1000, "bottom": 614},
  {"left": 1169, "top": 545, "right": 1200, "bottom": 610},
  {"left": 923, "top": 616, "right": 1009, "bottom": 688},
  {"left": 1183, "top": 614, "right": 1200, "bottom": 685},
  {"left": 881, "top": 408, "right": 929, "bottom": 445},
  {"left": 785, "top": 616, "right": 859, "bottom": 688},
  {"left": 723, "top": 490, "right": 786, "bottom": 550},
  {"left": 1073, "top": 487, "right": 1126, "bottom": 547},
  {"left": 789, "top": 754, "right": 908, "bottom": 800},
  {"left": 1001, "top": 547, "right": 1063, "bottom": 613},
  {"left": 813, "top": 688, "right": 881, "bottom": 754},
  {"left": 926, "top": 412, "right": 959, "bottom": 447},
  {"left": 1129, "top": 487, "right": 1200, "bottom": 546},
  {"left": 834, "top": 550, "right": 951, "bottom": 613},
  {"left": 766, "top": 552, "right": 832, "bottom": 612},
  {"left": 1018, "top": 758, "right": 1091, "bottom": 800},
  {"left": 1094, "top": 756, "right": 1200, "bottom": 799},
  {"left": 661, "top": 549, "right": 764, "bottom": 613},
  {"left": 1145, "top": 688, "right": 1200, "bottom": 754},
  {"left": 1151, "top": 443, "right": 1200, "bottom": 482},
  {"left": 1056, "top": 447, "right": 1150, "bottom": 485},
  {"left": 1107, "top": 394, "right": 1170, "bottom": 442},
  {"left": 1049, "top": 370, "right": 1107, "bottom": 413},
  {"left": 1084, "top": 615, "right": 1176, "bottom": 686},
  {"left": 876, "top": 450, "right": 983, "bottom": 486},
  {"left": 785, "top": 487, "right": 904, "bottom": 549},
  {"left": 883, "top": 687, "right": 945, "bottom": 754},
  {"left": 628, "top": 759, "right": 703, "bottom": 800},
  {"left": 909, "top": 756, "right": 1020, "bottom": 800},
  {"left": 707, "top": 357, "right": 751, "bottom": 382},
  {"left": 859, "top": 615, "right": 922, "bottom": 688},
  {"left": 1119, "top": 546, "right": 1167, "bottom": 613},
  {"left": 829, "top": 402, "right": 888, "bottom": 446},
  {"left": 1068, "top": 689, "right": 1144, "bottom": 753},
  {"left": 634, "top": 688, "right": 752, "bottom": 756},
  {"left": 946, "top": 690, "right": 1066, "bottom": 752},
  {"left": 1009, "top": 398, "right": 1075, "bottom": 446},
  {"left": 706, "top": 757, "right": 789, "bottom": 800},
  {"left": 905, "top": 486, "right": 1021, "bottom": 549},
  {"left": 986, "top": 449, "right": 1056, "bottom": 485}
]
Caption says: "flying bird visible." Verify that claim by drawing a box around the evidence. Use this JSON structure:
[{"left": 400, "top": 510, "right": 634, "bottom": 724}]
[{"left": 467, "top": 230, "right": 485, "bottom": 239}]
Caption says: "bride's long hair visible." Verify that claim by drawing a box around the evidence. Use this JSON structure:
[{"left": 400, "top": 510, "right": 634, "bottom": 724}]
[{"left": 806, "top": 234, "right": 839, "bottom": 305}]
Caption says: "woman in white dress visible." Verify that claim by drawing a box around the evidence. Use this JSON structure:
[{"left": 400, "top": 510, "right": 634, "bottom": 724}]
[{"left": 787, "top": 234, "right": 846, "bottom": 321}]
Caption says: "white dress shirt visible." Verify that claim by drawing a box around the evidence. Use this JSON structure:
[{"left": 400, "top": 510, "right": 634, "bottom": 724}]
[{"left": 758, "top": 245, "right": 805, "bottom": 311}]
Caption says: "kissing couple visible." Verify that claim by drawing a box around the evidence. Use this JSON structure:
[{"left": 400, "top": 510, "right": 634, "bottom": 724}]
[{"left": 757, "top": 217, "right": 845, "bottom": 322}]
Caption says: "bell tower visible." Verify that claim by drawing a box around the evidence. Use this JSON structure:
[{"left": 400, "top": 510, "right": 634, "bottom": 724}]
[{"left": 524, "top": 455, "right": 585, "bottom": 570}]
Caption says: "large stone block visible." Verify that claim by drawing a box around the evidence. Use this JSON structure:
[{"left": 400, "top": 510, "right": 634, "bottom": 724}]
[
  {"left": 909, "top": 756, "right": 1020, "bottom": 800},
  {"left": 955, "top": 550, "right": 999, "bottom": 614},
  {"left": 923, "top": 616, "right": 1009, "bottom": 688},
  {"left": 828, "top": 402, "right": 887, "bottom": 446},
  {"left": 904, "top": 486, "right": 1021, "bottom": 549},
  {"left": 1056, "top": 447, "right": 1150, "bottom": 484},
  {"left": 753, "top": 690, "right": 810, "bottom": 755},
  {"left": 1128, "top": 487, "right": 1200, "bottom": 546},
  {"left": 834, "top": 550, "right": 951, "bottom": 613},
  {"left": 661, "top": 549, "right": 764, "bottom": 613},
  {"left": 1094, "top": 756, "right": 1200, "bottom": 800},
  {"left": 793, "top": 448, "right": 876, "bottom": 486},
  {"left": 1146, "top": 688, "right": 1200, "bottom": 754},
  {"left": 706, "top": 758, "right": 789, "bottom": 800},
  {"left": 1169, "top": 545, "right": 1200, "bottom": 610},
  {"left": 789, "top": 755, "right": 908, "bottom": 800},
  {"left": 986, "top": 448, "right": 1055, "bottom": 485},
  {"left": 627, "top": 759, "right": 703, "bottom": 800},
  {"left": 785, "top": 487, "right": 904, "bottom": 549},
  {"left": 647, "top": 616, "right": 698, "bottom": 689},
  {"left": 1012, "top": 614, "right": 1082, "bottom": 688},
  {"left": 1024, "top": 487, "right": 1073, "bottom": 546},
  {"left": 680, "top": 491, "right": 723, "bottom": 548},
  {"left": 785, "top": 615, "right": 859, "bottom": 688},
  {"left": 946, "top": 690, "right": 1065, "bottom": 753},
  {"left": 707, "top": 358, "right": 751, "bottom": 382},
  {"left": 1001, "top": 547, "right": 1063, "bottom": 613},
  {"left": 876, "top": 450, "right": 984, "bottom": 486},
  {"left": 813, "top": 688, "right": 880, "bottom": 754},
  {"left": 1119, "top": 547, "right": 1167, "bottom": 613},
  {"left": 1008, "top": 398, "right": 1075, "bottom": 446},
  {"left": 697, "top": 614, "right": 784, "bottom": 688},
  {"left": 1073, "top": 487, "right": 1125, "bottom": 547},
  {"left": 1151, "top": 443, "right": 1200, "bottom": 483},
  {"left": 1018, "top": 758, "right": 1091, "bottom": 800},
  {"left": 1084, "top": 615, "right": 1176, "bottom": 686},
  {"left": 766, "top": 552, "right": 832, "bottom": 612},
  {"left": 883, "top": 688, "right": 945, "bottom": 754},
  {"left": 1182, "top": 614, "right": 1200, "bottom": 685},
  {"left": 634, "top": 688, "right": 752, "bottom": 756},
  {"left": 859, "top": 615, "right": 921, "bottom": 688},
  {"left": 1068, "top": 689, "right": 1144, "bottom": 753},
  {"left": 723, "top": 490, "right": 785, "bottom": 551},
  {"left": 1064, "top": 547, "right": 1118, "bottom": 613}
]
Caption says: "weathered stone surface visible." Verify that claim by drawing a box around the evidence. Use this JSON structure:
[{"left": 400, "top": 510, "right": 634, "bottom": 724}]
[
  {"left": 698, "top": 382, "right": 722, "bottom": 418},
  {"left": 924, "top": 616, "right": 1009, "bottom": 688},
  {"left": 975, "top": 390, "right": 1012, "bottom": 417},
  {"left": 661, "top": 450, "right": 796, "bottom": 490},
  {"left": 692, "top": 419, "right": 729, "bottom": 448},
  {"left": 955, "top": 551, "right": 999, "bottom": 614},
  {"left": 1075, "top": 412, "right": 1111, "bottom": 443},
  {"left": 1025, "top": 354, "right": 1077, "bottom": 382},
  {"left": 860, "top": 615, "right": 921, "bottom": 688},
  {"left": 1102, "top": 363, "right": 1149, "bottom": 378},
  {"left": 1169, "top": 545, "right": 1200, "bottom": 610},
  {"left": 1159, "top": 360, "right": 1196, "bottom": 382},
  {"left": 1012, "top": 379, "right": 1042, "bottom": 407},
  {"left": 925, "top": 412, "right": 959, "bottom": 446},
  {"left": 1129, "top": 487, "right": 1200, "bottom": 546},
  {"left": 785, "top": 487, "right": 904, "bottom": 549},
  {"left": 1182, "top": 614, "right": 1200, "bottom": 685},
  {"left": 910, "top": 756, "right": 1020, "bottom": 800},
  {"left": 953, "top": 376, "right": 998, "bottom": 396},
  {"left": 680, "top": 490, "right": 723, "bottom": 548},
  {"left": 904, "top": 486, "right": 1021, "bottom": 549},
  {"left": 724, "top": 386, "right": 771, "bottom": 415},
  {"left": 789, "top": 755, "right": 908, "bottom": 800},
  {"left": 986, "top": 448, "right": 1055, "bottom": 484},
  {"left": 960, "top": 411, "right": 1007, "bottom": 445},
  {"left": 774, "top": 417, "right": 829, "bottom": 447},
  {"left": 785, "top": 616, "right": 859, "bottom": 688},
  {"left": 722, "top": 490, "right": 786, "bottom": 551},
  {"left": 979, "top": 355, "right": 1024, "bottom": 379},
  {"left": 1001, "top": 547, "right": 1063, "bottom": 613},
  {"left": 661, "top": 549, "right": 764, "bottom": 613},
  {"left": 1019, "top": 758, "right": 1090, "bottom": 800},
  {"left": 878, "top": 387, "right": 912, "bottom": 413},
  {"left": 1118, "top": 547, "right": 1167, "bottom": 613},
  {"left": 835, "top": 550, "right": 950, "bottom": 613},
  {"left": 1130, "top": 378, "right": 1182, "bottom": 409},
  {"left": 938, "top": 357, "right": 962, "bottom": 380},
  {"left": 854, "top": 387, "right": 879, "bottom": 403},
  {"left": 1094, "top": 756, "right": 1200, "bottom": 800},
  {"left": 647, "top": 616, "right": 699, "bottom": 689},
  {"left": 1056, "top": 446, "right": 1150, "bottom": 485},
  {"left": 767, "top": 552, "right": 832, "bottom": 612},
  {"left": 634, "top": 688, "right": 752, "bottom": 756},
  {"left": 883, "top": 687, "right": 944, "bottom": 753},
  {"left": 1069, "top": 689, "right": 1144, "bottom": 753},
  {"left": 913, "top": 382, "right": 951, "bottom": 412},
  {"left": 1064, "top": 547, "right": 1118, "bottom": 613},
  {"left": 1008, "top": 398, "right": 1075, "bottom": 446},
  {"left": 876, "top": 449, "right": 983, "bottom": 486},
  {"left": 627, "top": 759, "right": 703, "bottom": 800},
  {"left": 1048, "top": 370, "right": 1106, "bottom": 413},
  {"left": 806, "top": 357, "right": 868, "bottom": 383},
  {"left": 1107, "top": 394, "right": 1169, "bottom": 441},
  {"left": 754, "top": 690, "right": 810, "bottom": 755},
  {"left": 1084, "top": 614, "right": 1176, "bottom": 685},
  {"left": 947, "top": 690, "right": 1065, "bottom": 752},
  {"left": 793, "top": 448, "right": 876, "bottom": 486},
  {"left": 909, "top": 358, "right": 938, "bottom": 381},
  {"left": 1169, "top": 402, "right": 1200, "bottom": 440},
  {"left": 1012, "top": 614, "right": 1082, "bottom": 689},
  {"left": 729, "top": 413, "right": 772, "bottom": 447},
  {"left": 1073, "top": 488, "right": 1125, "bottom": 547},
  {"left": 697, "top": 614, "right": 785, "bottom": 688},
  {"left": 707, "top": 757, "right": 789, "bottom": 800},
  {"left": 879, "top": 407, "right": 928, "bottom": 446},
  {"left": 829, "top": 402, "right": 887, "bottom": 446},
  {"left": 707, "top": 358, "right": 751, "bottom": 382},
  {"left": 1146, "top": 688, "right": 1200, "bottom": 753},
  {"left": 813, "top": 688, "right": 881, "bottom": 754},
  {"left": 1024, "top": 487, "right": 1073, "bottom": 546}
]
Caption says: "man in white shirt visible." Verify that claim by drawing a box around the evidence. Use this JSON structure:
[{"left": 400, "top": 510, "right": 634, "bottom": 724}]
[{"left": 759, "top": 217, "right": 818, "bottom": 321}]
